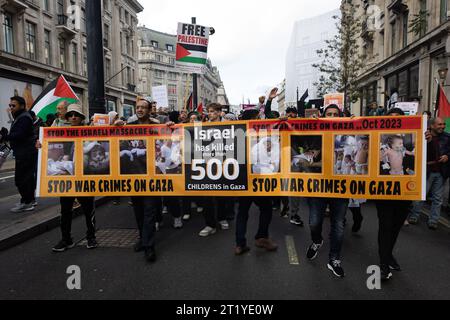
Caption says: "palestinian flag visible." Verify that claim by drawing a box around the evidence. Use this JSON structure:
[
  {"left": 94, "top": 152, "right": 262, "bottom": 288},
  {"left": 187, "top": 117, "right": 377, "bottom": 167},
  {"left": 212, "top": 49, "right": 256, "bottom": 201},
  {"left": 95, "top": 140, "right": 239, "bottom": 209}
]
[
  {"left": 176, "top": 43, "right": 208, "bottom": 65},
  {"left": 31, "top": 75, "right": 79, "bottom": 120}
]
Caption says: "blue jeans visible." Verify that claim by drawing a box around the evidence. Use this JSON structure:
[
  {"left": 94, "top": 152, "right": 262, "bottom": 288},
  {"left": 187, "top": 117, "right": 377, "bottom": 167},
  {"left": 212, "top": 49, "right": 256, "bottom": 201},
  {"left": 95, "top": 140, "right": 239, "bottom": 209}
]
[
  {"left": 410, "top": 172, "right": 443, "bottom": 224},
  {"left": 308, "top": 198, "right": 348, "bottom": 261}
]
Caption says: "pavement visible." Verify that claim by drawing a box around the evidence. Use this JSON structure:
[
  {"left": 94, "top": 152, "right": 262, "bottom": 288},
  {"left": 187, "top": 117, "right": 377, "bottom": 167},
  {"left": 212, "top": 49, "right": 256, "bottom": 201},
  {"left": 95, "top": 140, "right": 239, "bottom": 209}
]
[{"left": 0, "top": 199, "right": 449, "bottom": 300}]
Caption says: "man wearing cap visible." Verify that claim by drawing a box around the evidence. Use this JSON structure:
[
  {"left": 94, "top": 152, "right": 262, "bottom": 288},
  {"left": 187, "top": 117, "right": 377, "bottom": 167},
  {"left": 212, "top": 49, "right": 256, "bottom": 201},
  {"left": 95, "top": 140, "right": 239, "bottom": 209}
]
[
  {"left": 50, "top": 104, "right": 98, "bottom": 252},
  {"left": 305, "top": 104, "right": 348, "bottom": 278},
  {"left": 0, "top": 96, "right": 37, "bottom": 213}
]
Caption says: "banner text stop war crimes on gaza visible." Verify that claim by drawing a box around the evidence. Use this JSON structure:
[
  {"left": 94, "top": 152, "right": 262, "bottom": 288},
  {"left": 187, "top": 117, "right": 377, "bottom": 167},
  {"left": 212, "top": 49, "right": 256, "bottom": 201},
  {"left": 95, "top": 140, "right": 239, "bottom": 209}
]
[{"left": 37, "top": 116, "right": 427, "bottom": 200}]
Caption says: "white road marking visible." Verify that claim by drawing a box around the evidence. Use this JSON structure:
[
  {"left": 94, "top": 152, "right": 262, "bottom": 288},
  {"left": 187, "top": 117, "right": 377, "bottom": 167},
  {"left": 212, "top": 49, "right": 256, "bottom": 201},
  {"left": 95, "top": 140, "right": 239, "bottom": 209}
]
[{"left": 285, "top": 235, "right": 299, "bottom": 265}]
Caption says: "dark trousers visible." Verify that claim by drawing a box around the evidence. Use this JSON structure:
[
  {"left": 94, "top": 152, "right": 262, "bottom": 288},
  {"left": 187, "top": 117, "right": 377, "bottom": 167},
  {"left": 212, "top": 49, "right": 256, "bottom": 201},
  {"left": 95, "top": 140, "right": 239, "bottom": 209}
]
[
  {"left": 375, "top": 200, "right": 411, "bottom": 266},
  {"left": 236, "top": 197, "right": 272, "bottom": 247},
  {"left": 166, "top": 197, "right": 181, "bottom": 218},
  {"left": 308, "top": 198, "right": 348, "bottom": 261},
  {"left": 203, "top": 197, "right": 230, "bottom": 228},
  {"left": 60, "top": 197, "right": 96, "bottom": 241},
  {"left": 131, "top": 197, "right": 158, "bottom": 249},
  {"left": 15, "top": 157, "right": 36, "bottom": 204}
]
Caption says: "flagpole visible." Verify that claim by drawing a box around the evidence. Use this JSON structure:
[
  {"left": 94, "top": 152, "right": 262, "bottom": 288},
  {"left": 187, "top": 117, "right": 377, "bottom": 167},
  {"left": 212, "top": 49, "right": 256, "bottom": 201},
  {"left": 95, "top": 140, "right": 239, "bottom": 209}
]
[
  {"left": 192, "top": 17, "right": 198, "bottom": 111},
  {"left": 434, "top": 78, "right": 440, "bottom": 118}
]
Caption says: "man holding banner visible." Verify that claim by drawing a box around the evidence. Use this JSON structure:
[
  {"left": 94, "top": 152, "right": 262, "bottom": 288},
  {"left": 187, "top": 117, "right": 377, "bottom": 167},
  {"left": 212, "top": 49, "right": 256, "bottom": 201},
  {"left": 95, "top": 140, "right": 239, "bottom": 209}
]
[{"left": 306, "top": 104, "right": 348, "bottom": 278}]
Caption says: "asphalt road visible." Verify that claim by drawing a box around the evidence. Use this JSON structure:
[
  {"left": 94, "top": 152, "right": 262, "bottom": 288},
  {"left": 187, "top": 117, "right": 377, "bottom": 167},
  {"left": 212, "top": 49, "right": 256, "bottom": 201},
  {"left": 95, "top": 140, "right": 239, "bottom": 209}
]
[{"left": 0, "top": 198, "right": 449, "bottom": 300}]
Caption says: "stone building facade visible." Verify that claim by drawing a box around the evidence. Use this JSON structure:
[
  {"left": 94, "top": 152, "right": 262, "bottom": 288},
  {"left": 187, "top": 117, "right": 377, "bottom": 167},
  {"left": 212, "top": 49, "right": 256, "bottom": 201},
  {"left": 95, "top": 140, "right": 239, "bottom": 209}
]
[
  {"left": 0, "top": 0, "right": 143, "bottom": 128},
  {"left": 353, "top": 0, "right": 450, "bottom": 115}
]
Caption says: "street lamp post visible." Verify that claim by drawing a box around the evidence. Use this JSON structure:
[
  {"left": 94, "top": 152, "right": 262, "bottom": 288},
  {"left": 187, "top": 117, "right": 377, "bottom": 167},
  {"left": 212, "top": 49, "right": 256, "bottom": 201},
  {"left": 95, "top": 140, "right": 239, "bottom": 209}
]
[{"left": 86, "top": 0, "right": 106, "bottom": 116}]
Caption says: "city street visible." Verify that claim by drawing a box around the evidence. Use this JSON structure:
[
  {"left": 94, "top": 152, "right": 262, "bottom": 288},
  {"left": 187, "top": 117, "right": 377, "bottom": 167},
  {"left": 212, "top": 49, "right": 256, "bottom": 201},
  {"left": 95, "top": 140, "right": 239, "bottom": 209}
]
[{"left": 0, "top": 198, "right": 449, "bottom": 300}]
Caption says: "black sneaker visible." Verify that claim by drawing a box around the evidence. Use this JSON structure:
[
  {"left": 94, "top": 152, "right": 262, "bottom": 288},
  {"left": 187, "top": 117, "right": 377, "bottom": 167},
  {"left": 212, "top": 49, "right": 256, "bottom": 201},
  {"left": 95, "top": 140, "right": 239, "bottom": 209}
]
[
  {"left": 306, "top": 240, "right": 323, "bottom": 260},
  {"left": 86, "top": 238, "right": 98, "bottom": 249},
  {"left": 134, "top": 240, "right": 144, "bottom": 252},
  {"left": 380, "top": 264, "right": 393, "bottom": 281},
  {"left": 280, "top": 206, "right": 289, "bottom": 218},
  {"left": 290, "top": 214, "right": 304, "bottom": 226},
  {"left": 145, "top": 247, "right": 156, "bottom": 263},
  {"left": 327, "top": 260, "right": 345, "bottom": 278},
  {"left": 389, "top": 256, "right": 401, "bottom": 271},
  {"left": 52, "top": 239, "right": 74, "bottom": 252}
]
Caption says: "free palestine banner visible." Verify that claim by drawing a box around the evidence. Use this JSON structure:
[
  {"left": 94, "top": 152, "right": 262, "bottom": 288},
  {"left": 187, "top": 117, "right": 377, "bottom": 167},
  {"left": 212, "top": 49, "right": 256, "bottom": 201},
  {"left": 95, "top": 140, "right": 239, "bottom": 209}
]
[
  {"left": 37, "top": 117, "right": 426, "bottom": 201},
  {"left": 176, "top": 22, "right": 210, "bottom": 74}
]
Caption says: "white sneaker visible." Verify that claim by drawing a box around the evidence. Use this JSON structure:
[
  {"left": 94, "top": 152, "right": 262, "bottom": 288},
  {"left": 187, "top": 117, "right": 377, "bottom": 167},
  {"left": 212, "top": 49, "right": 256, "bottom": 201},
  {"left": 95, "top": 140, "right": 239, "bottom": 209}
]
[
  {"left": 31, "top": 200, "right": 38, "bottom": 207},
  {"left": 173, "top": 217, "right": 183, "bottom": 229},
  {"left": 182, "top": 214, "right": 191, "bottom": 221},
  {"left": 162, "top": 206, "right": 168, "bottom": 214},
  {"left": 219, "top": 220, "right": 230, "bottom": 230},
  {"left": 199, "top": 226, "right": 216, "bottom": 237},
  {"left": 197, "top": 207, "right": 204, "bottom": 213},
  {"left": 10, "top": 203, "right": 35, "bottom": 213}
]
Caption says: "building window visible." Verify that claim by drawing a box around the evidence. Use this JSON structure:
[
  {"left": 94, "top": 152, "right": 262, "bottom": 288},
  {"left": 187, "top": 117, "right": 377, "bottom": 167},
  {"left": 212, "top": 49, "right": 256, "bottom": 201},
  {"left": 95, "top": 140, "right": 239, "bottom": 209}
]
[
  {"left": 168, "top": 84, "right": 177, "bottom": 95},
  {"left": 154, "top": 70, "right": 163, "bottom": 78},
  {"left": 72, "top": 43, "right": 78, "bottom": 74},
  {"left": 168, "top": 72, "right": 177, "bottom": 80},
  {"left": 105, "top": 58, "right": 111, "bottom": 80},
  {"left": 44, "top": 30, "right": 51, "bottom": 64},
  {"left": 402, "top": 12, "right": 408, "bottom": 48},
  {"left": 126, "top": 35, "right": 130, "bottom": 55},
  {"left": 169, "top": 57, "right": 175, "bottom": 65},
  {"left": 169, "top": 99, "right": 177, "bottom": 109},
  {"left": 120, "top": 32, "right": 123, "bottom": 53},
  {"left": 156, "top": 54, "right": 162, "bottom": 62},
  {"left": 57, "top": 0, "right": 64, "bottom": 15},
  {"left": 59, "top": 38, "right": 66, "bottom": 70},
  {"left": 441, "top": 0, "right": 448, "bottom": 24},
  {"left": 3, "top": 13, "right": 14, "bottom": 54},
  {"left": 391, "top": 21, "right": 396, "bottom": 54},
  {"left": 104, "top": 24, "right": 110, "bottom": 48},
  {"left": 83, "top": 47, "right": 87, "bottom": 76},
  {"left": 151, "top": 41, "right": 158, "bottom": 48},
  {"left": 81, "top": 8, "right": 86, "bottom": 33},
  {"left": 25, "top": 22, "right": 37, "bottom": 60},
  {"left": 166, "top": 44, "right": 174, "bottom": 51},
  {"left": 43, "top": 0, "right": 50, "bottom": 12}
]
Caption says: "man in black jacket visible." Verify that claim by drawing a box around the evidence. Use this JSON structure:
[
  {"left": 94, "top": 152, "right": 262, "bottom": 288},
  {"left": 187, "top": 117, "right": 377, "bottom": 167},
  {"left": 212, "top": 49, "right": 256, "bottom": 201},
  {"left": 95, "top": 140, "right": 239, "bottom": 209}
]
[
  {"left": 0, "top": 96, "right": 37, "bottom": 213},
  {"left": 408, "top": 117, "right": 450, "bottom": 230}
]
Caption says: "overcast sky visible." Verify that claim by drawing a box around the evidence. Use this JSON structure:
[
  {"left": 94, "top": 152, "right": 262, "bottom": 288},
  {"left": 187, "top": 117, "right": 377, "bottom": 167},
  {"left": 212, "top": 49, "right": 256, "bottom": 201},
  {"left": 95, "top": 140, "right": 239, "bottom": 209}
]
[{"left": 138, "top": 0, "right": 341, "bottom": 105}]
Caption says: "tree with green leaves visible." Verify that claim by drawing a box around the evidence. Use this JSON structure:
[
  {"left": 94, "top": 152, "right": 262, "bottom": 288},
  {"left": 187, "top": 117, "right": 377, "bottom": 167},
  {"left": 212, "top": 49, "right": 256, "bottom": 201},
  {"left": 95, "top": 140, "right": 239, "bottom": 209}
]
[{"left": 313, "top": 0, "right": 367, "bottom": 111}]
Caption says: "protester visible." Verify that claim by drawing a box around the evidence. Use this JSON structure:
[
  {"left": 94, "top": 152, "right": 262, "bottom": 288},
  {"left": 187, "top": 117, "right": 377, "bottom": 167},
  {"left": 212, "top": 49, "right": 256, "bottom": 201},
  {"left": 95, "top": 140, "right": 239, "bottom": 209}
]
[
  {"left": 198, "top": 103, "right": 231, "bottom": 237},
  {"left": 235, "top": 104, "right": 277, "bottom": 255},
  {"left": 408, "top": 117, "right": 450, "bottom": 230},
  {"left": 375, "top": 107, "right": 411, "bottom": 281},
  {"left": 48, "top": 104, "right": 98, "bottom": 252},
  {"left": 51, "top": 100, "right": 70, "bottom": 127},
  {"left": 45, "top": 113, "right": 56, "bottom": 127},
  {"left": 0, "top": 96, "right": 37, "bottom": 213},
  {"left": 305, "top": 104, "right": 347, "bottom": 278}
]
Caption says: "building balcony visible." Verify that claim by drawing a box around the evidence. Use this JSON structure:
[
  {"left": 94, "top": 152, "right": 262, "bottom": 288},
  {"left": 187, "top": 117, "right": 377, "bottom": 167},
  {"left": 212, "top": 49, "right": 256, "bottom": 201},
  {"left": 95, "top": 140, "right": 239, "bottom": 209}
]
[
  {"left": 0, "top": 0, "right": 28, "bottom": 13},
  {"left": 56, "top": 14, "right": 78, "bottom": 39},
  {"left": 387, "top": 0, "right": 408, "bottom": 15}
]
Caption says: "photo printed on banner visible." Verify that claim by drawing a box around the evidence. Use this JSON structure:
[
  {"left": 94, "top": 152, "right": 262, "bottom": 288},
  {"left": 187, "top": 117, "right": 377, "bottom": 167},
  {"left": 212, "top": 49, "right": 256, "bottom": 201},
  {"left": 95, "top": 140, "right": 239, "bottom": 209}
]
[
  {"left": 83, "top": 141, "right": 110, "bottom": 175},
  {"left": 47, "top": 142, "right": 74, "bottom": 176},
  {"left": 380, "top": 134, "right": 415, "bottom": 176},
  {"left": 334, "top": 135, "right": 370, "bottom": 175},
  {"left": 250, "top": 136, "right": 280, "bottom": 174},
  {"left": 120, "top": 140, "right": 147, "bottom": 175},
  {"left": 290, "top": 135, "right": 322, "bottom": 174},
  {"left": 155, "top": 139, "right": 182, "bottom": 175}
]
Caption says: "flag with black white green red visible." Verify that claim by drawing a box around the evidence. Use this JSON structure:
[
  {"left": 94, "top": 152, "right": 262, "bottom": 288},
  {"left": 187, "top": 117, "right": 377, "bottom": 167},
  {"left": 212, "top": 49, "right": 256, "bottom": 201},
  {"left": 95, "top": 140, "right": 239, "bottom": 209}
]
[
  {"left": 176, "top": 22, "right": 210, "bottom": 74},
  {"left": 31, "top": 75, "right": 79, "bottom": 121}
]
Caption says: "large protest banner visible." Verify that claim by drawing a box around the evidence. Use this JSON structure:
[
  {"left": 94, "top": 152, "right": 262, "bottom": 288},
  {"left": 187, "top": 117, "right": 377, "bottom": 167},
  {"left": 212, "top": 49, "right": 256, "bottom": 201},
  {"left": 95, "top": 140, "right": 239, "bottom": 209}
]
[
  {"left": 176, "top": 22, "right": 210, "bottom": 74},
  {"left": 37, "top": 116, "right": 427, "bottom": 200}
]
